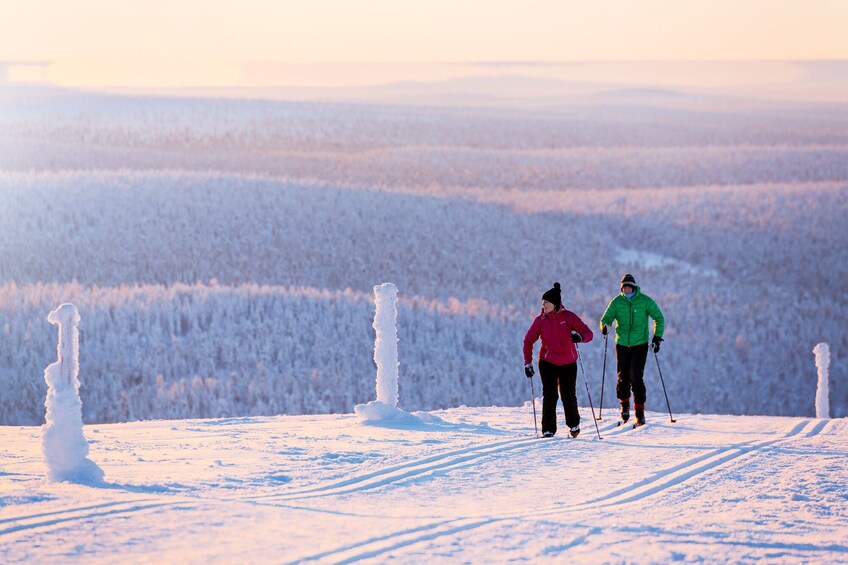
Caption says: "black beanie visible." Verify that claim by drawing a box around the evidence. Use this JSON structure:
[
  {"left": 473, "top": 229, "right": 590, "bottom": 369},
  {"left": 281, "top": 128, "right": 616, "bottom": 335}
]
[
  {"left": 542, "top": 282, "right": 562, "bottom": 308},
  {"left": 620, "top": 273, "right": 637, "bottom": 291}
]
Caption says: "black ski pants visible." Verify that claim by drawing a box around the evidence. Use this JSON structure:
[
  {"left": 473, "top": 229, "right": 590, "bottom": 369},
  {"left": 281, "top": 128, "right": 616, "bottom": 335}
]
[
  {"left": 539, "top": 360, "right": 580, "bottom": 434},
  {"left": 615, "top": 343, "right": 649, "bottom": 406}
]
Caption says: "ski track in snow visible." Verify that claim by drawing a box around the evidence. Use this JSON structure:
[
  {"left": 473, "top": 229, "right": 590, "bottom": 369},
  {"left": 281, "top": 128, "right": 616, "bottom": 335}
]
[
  {"left": 0, "top": 499, "right": 179, "bottom": 541},
  {"left": 529, "top": 418, "right": 828, "bottom": 515},
  {"left": 292, "top": 518, "right": 498, "bottom": 565},
  {"left": 287, "top": 418, "right": 834, "bottom": 563},
  {"left": 228, "top": 419, "right": 628, "bottom": 504},
  {"left": 244, "top": 417, "right": 824, "bottom": 510},
  {"left": 237, "top": 436, "right": 544, "bottom": 502}
]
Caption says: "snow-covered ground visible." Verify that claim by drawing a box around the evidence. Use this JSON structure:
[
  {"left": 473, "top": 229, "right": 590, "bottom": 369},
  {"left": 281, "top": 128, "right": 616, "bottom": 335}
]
[{"left": 1, "top": 407, "right": 845, "bottom": 563}]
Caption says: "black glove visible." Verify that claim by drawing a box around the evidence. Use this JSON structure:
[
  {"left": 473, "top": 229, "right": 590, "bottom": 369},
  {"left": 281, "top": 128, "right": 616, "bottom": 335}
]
[
  {"left": 571, "top": 332, "right": 582, "bottom": 343},
  {"left": 601, "top": 324, "right": 609, "bottom": 336},
  {"left": 524, "top": 364, "right": 535, "bottom": 378},
  {"left": 650, "top": 335, "right": 663, "bottom": 353}
]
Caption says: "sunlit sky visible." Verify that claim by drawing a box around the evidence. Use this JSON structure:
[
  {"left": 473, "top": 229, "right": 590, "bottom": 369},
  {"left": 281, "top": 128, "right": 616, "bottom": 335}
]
[{"left": 1, "top": 0, "right": 847, "bottom": 88}]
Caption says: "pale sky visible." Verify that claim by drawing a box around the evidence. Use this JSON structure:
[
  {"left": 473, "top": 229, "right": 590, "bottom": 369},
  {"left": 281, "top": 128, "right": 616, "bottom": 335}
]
[{"left": 1, "top": 0, "right": 847, "bottom": 87}]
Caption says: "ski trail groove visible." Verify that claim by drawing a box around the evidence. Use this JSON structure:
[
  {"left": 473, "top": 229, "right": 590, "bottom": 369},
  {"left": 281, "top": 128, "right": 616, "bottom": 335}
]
[
  {"left": 522, "top": 418, "right": 815, "bottom": 518},
  {"left": 293, "top": 517, "right": 496, "bottom": 564},
  {"left": 267, "top": 419, "right": 626, "bottom": 502},
  {"left": 805, "top": 419, "right": 830, "bottom": 437},
  {"left": 263, "top": 437, "right": 543, "bottom": 501},
  {"left": 0, "top": 499, "right": 160, "bottom": 526},
  {"left": 287, "top": 418, "right": 819, "bottom": 563},
  {"left": 0, "top": 500, "right": 177, "bottom": 540}
]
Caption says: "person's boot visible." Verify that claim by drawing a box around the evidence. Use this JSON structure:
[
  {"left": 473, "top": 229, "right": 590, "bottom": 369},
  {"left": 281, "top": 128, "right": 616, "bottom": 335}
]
[
  {"left": 635, "top": 405, "right": 646, "bottom": 426},
  {"left": 569, "top": 426, "right": 580, "bottom": 438},
  {"left": 619, "top": 402, "right": 630, "bottom": 423}
]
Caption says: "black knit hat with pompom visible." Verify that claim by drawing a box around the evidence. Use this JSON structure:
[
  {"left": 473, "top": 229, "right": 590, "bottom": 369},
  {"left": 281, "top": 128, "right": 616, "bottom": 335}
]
[{"left": 542, "top": 282, "right": 562, "bottom": 308}]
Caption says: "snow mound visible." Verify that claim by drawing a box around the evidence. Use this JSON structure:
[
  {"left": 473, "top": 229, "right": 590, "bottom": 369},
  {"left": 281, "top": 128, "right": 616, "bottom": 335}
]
[
  {"left": 42, "top": 374, "right": 105, "bottom": 485},
  {"left": 353, "top": 400, "right": 500, "bottom": 434},
  {"left": 353, "top": 400, "right": 425, "bottom": 426},
  {"left": 42, "top": 304, "right": 104, "bottom": 484},
  {"left": 814, "top": 342, "right": 830, "bottom": 419}
]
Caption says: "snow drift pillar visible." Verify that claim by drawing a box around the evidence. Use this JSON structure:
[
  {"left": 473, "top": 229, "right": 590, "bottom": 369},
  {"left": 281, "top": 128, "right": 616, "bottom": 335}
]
[
  {"left": 42, "top": 303, "right": 104, "bottom": 483},
  {"left": 813, "top": 342, "right": 830, "bottom": 419},
  {"left": 373, "top": 283, "right": 399, "bottom": 408}
]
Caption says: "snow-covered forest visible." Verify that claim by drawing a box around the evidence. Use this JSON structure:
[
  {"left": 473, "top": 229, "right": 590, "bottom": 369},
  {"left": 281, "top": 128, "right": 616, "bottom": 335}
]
[{"left": 1, "top": 84, "right": 846, "bottom": 424}]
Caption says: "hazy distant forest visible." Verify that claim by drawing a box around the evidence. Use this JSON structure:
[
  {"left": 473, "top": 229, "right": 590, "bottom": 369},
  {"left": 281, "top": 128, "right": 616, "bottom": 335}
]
[{"left": 1, "top": 84, "right": 846, "bottom": 424}]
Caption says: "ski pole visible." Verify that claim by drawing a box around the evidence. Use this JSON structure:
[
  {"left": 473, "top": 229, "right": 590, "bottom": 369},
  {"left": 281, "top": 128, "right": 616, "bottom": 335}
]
[
  {"left": 597, "top": 333, "right": 608, "bottom": 420},
  {"left": 529, "top": 374, "right": 539, "bottom": 437},
  {"left": 653, "top": 350, "right": 676, "bottom": 423},
  {"left": 576, "top": 344, "right": 603, "bottom": 440}
]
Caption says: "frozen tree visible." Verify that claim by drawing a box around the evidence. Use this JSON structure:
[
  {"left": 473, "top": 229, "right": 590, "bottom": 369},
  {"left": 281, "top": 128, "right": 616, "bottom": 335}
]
[
  {"left": 373, "top": 283, "right": 399, "bottom": 407},
  {"left": 42, "top": 304, "right": 104, "bottom": 483},
  {"left": 355, "top": 282, "right": 422, "bottom": 424},
  {"left": 814, "top": 343, "right": 830, "bottom": 419}
]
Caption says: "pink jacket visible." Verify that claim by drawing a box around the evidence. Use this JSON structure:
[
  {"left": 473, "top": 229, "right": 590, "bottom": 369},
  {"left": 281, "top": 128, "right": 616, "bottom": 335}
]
[{"left": 524, "top": 308, "right": 594, "bottom": 366}]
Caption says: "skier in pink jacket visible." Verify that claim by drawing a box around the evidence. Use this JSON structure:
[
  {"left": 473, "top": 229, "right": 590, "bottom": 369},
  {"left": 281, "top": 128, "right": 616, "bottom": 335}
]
[{"left": 523, "top": 282, "right": 594, "bottom": 437}]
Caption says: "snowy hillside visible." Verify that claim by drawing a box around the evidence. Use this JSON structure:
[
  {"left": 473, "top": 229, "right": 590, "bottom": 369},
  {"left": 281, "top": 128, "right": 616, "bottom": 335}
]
[
  {"left": 0, "top": 83, "right": 847, "bottom": 423},
  {"left": 1, "top": 407, "right": 845, "bottom": 563}
]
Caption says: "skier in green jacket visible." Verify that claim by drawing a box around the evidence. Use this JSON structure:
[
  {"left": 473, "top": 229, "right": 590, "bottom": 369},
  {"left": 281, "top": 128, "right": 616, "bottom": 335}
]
[{"left": 600, "top": 273, "right": 665, "bottom": 426}]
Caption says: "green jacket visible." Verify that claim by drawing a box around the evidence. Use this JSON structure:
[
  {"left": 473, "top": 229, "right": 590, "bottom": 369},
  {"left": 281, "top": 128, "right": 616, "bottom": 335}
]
[{"left": 600, "top": 286, "right": 664, "bottom": 346}]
